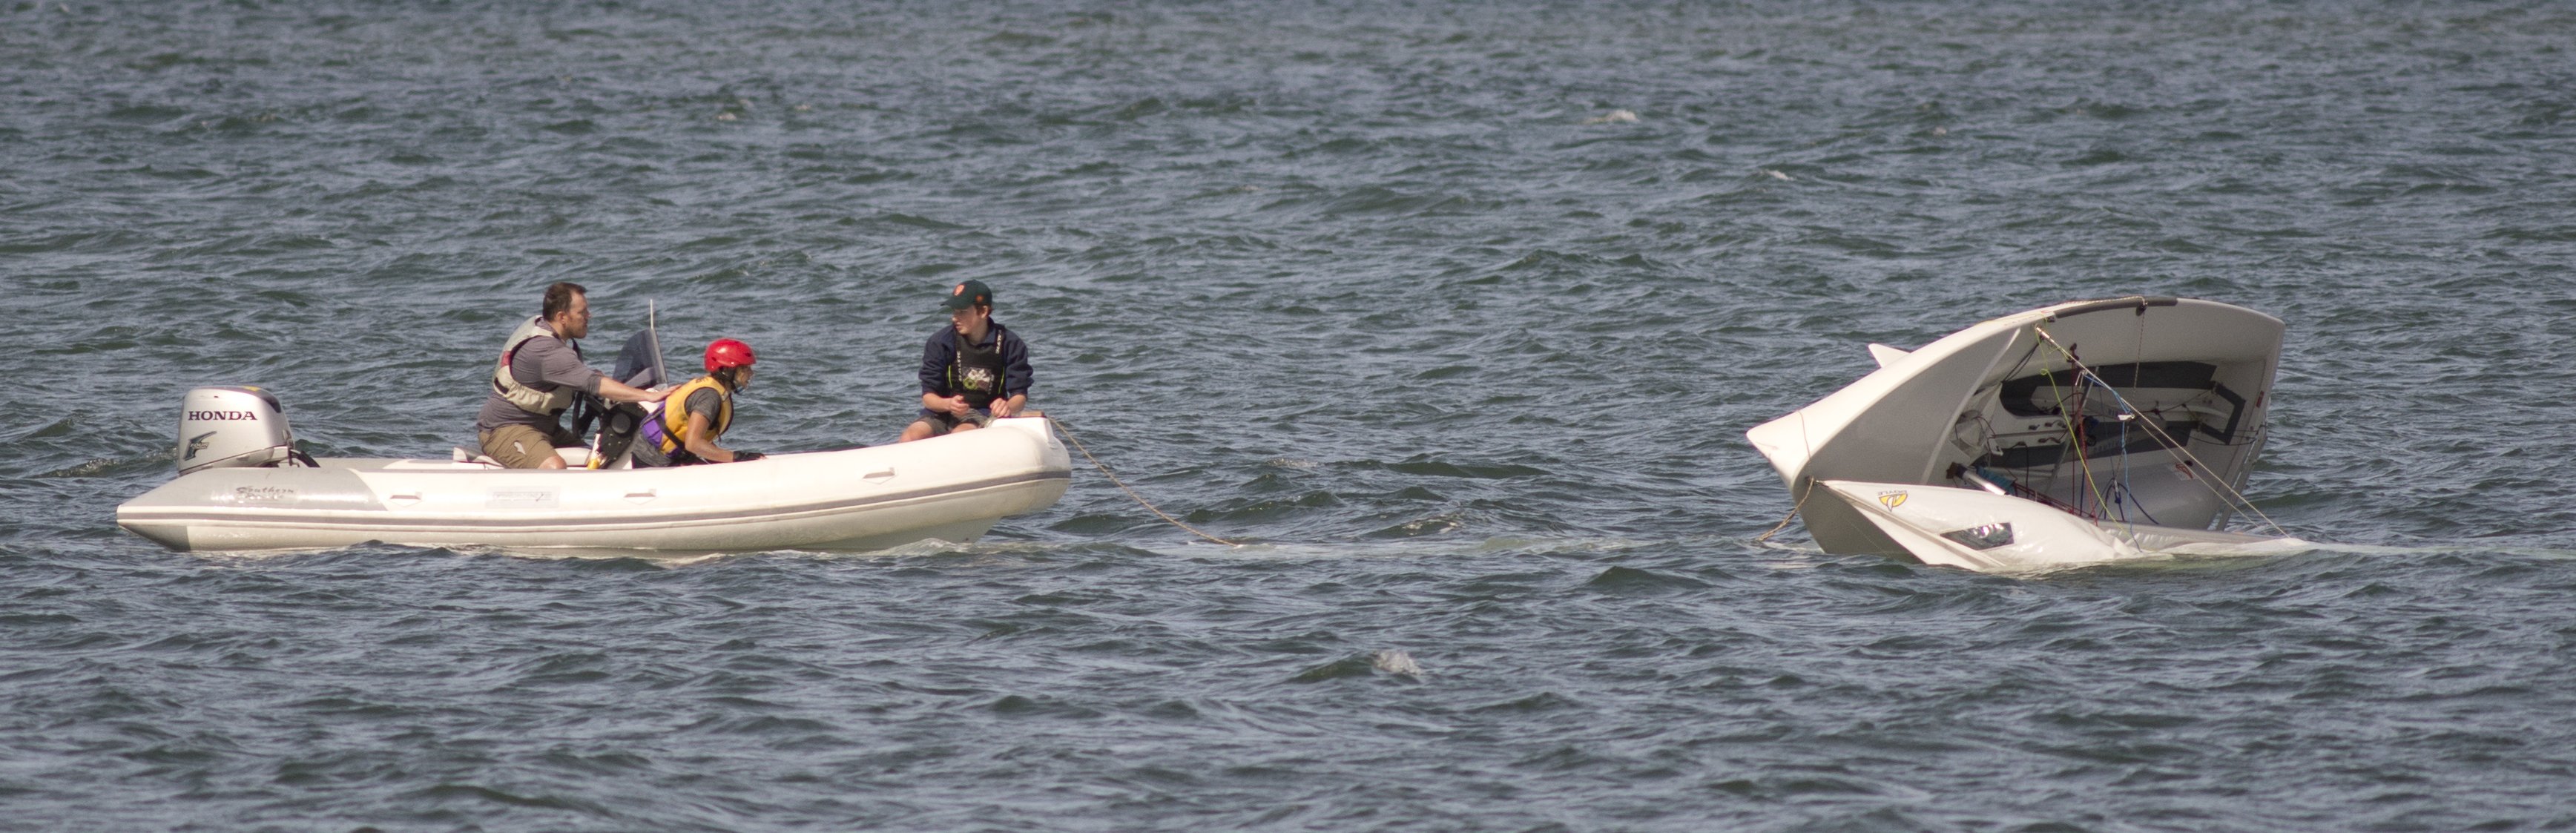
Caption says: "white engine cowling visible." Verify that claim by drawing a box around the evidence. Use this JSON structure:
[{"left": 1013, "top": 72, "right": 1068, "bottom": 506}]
[{"left": 178, "top": 386, "right": 299, "bottom": 475}]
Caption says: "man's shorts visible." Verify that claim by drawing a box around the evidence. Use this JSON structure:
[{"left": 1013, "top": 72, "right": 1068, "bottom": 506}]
[
  {"left": 479, "top": 424, "right": 580, "bottom": 469},
  {"left": 909, "top": 410, "right": 994, "bottom": 438}
]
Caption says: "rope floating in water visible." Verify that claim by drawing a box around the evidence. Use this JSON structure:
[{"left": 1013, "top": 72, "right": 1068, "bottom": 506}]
[{"left": 1044, "top": 415, "right": 1239, "bottom": 547}]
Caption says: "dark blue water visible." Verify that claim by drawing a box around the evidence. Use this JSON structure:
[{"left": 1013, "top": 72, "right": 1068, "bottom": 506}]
[{"left": 7, "top": 1, "right": 2576, "bottom": 829}]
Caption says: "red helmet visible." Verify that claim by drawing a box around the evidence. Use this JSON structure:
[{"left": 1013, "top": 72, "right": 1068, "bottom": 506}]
[{"left": 704, "top": 338, "right": 756, "bottom": 372}]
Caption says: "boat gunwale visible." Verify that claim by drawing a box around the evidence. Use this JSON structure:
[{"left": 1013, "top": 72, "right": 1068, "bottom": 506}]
[{"left": 117, "top": 467, "right": 1068, "bottom": 529}]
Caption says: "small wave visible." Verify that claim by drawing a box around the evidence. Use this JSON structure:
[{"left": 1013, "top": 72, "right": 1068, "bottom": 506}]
[
  {"left": 1289, "top": 651, "right": 1423, "bottom": 683},
  {"left": 1363, "top": 513, "right": 1463, "bottom": 539},
  {"left": 1368, "top": 458, "right": 1548, "bottom": 479},
  {"left": 1286, "top": 662, "right": 1363, "bottom": 687},
  {"left": 1581, "top": 564, "right": 1715, "bottom": 595},
  {"left": 1371, "top": 649, "right": 1423, "bottom": 676},
  {"left": 2287, "top": 541, "right": 2576, "bottom": 561},
  {"left": 13, "top": 419, "right": 78, "bottom": 442},
  {"left": 104, "top": 103, "right": 190, "bottom": 124},
  {"left": 981, "top": 31, "right": 1057, "bottom": 47},
  {"left": 33, "top": 452, "right": 170, "bottom": 479}
]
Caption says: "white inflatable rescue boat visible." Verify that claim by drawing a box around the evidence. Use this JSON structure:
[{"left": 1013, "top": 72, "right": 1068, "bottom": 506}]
[{"left": 117, "top": 386, "right": 1071, "bottom": 553}]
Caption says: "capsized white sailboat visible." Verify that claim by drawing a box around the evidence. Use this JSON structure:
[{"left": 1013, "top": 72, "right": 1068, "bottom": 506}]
[{"left": 1745, "top": 297, "right": 2308, "bottom": 572}]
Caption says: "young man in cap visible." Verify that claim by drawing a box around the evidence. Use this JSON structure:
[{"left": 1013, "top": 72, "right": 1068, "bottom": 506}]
[{"left": 900, "top": 279, "right": 1033, "bottom": 442}]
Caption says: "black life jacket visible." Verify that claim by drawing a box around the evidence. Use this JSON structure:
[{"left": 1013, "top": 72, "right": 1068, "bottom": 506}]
[{"left": 948, "top": 328, "right": 1009, "bottom": 409}]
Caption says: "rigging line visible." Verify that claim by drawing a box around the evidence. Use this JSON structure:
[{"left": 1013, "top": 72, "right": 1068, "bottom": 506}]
[
  {"left": 2041, "top": 366, "right": 2115, "bottom": 521},
  {"left": 2034, "top": 325, "right": 2240, "bottom": 506},
  {"left": 2040, "top": 329, "right": 2233, "bottom": 526},
  {"left": 2118, "top": 480, "right": 2163, "bottom": 526},
  {"left": 1044, "top": 415, "right": 1239, "bottom": 547},
  {"left": 2110, "top": 387, "right": 2285, "bottom": 536},
  {"left": 2118, "top": 309, "right": 2142, "bottom": 527},
  {"left": 2029, "top": 326, "right": 2287, "bottom": 536},
  {"left": 2115, "top": 402, "right": 2133, "bottom": 527},
  {"left": 1754, "top": 476, "right": 1818, "bottom": 544},
  {"left": 1998, "top": 338, "right": 2045, "bottom": 384}
]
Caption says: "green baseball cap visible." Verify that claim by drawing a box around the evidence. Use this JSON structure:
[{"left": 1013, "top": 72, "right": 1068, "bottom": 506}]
[{"left": 941, "top": 280, "right": 994, "bottom": 311}]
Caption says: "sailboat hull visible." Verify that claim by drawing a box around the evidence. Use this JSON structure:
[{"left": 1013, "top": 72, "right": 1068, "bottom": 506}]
[{"left": 1749, "top": 297, "right": 2290, "bottom": 570}]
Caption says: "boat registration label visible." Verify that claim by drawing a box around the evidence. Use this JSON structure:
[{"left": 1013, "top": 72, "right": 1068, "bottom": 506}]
[
  {"left": 230, "top": 486, "right": 297, "bottom": 503},
  {"left": 486, "top": 489, "right": 561, "bottom": 510}
]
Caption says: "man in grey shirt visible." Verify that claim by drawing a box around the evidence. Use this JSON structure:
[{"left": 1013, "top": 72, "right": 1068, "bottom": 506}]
[{"left": 473, "top": 282, "right": 668, "bottom": 469}]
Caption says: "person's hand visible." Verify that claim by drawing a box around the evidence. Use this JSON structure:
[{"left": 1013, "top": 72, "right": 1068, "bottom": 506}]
[
  {"left": 941, "top": 395, "right": 972, "bottom": 416},
  {"left": 989, "top": 399, "right": 1015, "bottom": 418},
  {"left": 731, "top": 450, "right": 764, "bottom": 462}
]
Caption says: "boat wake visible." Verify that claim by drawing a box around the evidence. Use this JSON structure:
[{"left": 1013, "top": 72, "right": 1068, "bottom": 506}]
[{"left": 2139, "top": 535, "right": 2318, "bottom": 558}]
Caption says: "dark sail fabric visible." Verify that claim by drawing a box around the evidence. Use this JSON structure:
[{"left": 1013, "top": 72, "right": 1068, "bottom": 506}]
[{"left": 612, "top": 330, "right": 667, "bottom": 389}]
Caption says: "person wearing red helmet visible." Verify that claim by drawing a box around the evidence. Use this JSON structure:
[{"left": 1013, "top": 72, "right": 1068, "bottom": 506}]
[{"left": 635, "top": 338, "right": 763, "bottom": 466}]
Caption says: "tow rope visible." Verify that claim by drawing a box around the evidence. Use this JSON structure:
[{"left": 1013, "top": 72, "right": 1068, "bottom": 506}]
[
  {"left": 1753, "top": 476, "right": 1816, "bottom": 544},
  {"left": 1044, "top": 415, "right": 1239, "bottom": 547}
]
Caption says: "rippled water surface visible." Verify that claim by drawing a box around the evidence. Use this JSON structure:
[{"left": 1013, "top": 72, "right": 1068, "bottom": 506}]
[{"left": 7, "top": 1, "right": 2576, "bottom": 830}]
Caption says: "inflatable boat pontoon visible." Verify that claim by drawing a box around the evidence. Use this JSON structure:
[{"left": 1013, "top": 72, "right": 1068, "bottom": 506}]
[{"left": 117, "top": 386, "right": 1070, "bottom": 553}]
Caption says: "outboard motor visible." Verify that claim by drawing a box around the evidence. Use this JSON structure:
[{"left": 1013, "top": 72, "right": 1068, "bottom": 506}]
[{"left": 177, "top": 386, "right": 307, "bottom": 475}]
